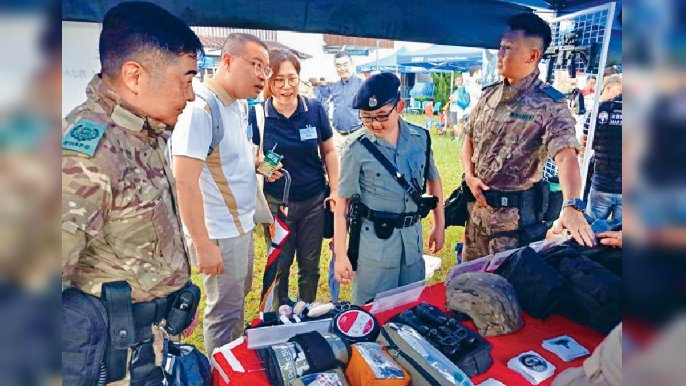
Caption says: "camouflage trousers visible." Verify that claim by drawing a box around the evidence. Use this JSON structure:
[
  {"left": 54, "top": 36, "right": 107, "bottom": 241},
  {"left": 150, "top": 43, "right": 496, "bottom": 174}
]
[{"left": 462, "top": 202, "right": 520, "bottom": 262}]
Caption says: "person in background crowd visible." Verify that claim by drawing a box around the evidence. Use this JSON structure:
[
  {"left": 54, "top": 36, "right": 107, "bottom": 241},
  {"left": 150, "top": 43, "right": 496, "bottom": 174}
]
[
  {"left": 62, "top": 2, "right": 201, "bottom": 383},
  {"left": 330, "top": 52, "right": 363, "bottom": 156},
  {"left": 448, "top": 76, "right": 470, "bottom": 141},
  {"left": 315, "top": 76, "right": 332, "bottom": 115},
  {"left": 171, "top": 33, "right": 283, "bottom": 355},
  {"left": 461, "top": 13, "right": 594, "bottom": 262},
  {"left": 424, "top": 98, "right": 434, "bottom": 130},
  {"left": 438, "top": 102, "right": 450, "bottom": 136},
  {"left": 250, "top": 49, "right": 339, "bottom": 306},
  {"left": 584, "top": 75, "right": 622, "bottom": 221},
  {"left": 582, "top": 75, "right": 596, "bottom": 97}
]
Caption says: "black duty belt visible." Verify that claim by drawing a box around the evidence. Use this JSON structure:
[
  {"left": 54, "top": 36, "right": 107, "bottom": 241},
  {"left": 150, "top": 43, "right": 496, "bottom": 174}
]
[
  {"left": 481, "top": 185, "right": 537, "bottom": 209},
  {"left": 131, "top": 292, "right": 178, "bottom": 342},
  {"left": 360, "top": 205, "right": 421, "bottom": 229}
]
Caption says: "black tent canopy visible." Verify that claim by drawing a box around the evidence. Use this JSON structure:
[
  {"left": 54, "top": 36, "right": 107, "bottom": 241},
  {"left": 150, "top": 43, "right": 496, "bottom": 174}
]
[{"left": 62, "top": 0, "right": 533, "bottom": 49}]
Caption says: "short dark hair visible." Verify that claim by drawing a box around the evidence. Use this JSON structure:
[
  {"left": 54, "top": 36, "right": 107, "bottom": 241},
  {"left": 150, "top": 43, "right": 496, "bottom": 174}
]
[
  {"left": 334, "top": 52, "right": 352, "bottom": 61},
  {"left": 99, "top": 1, "right": 203, "bottom": 78},
  {"left": 506, "top": 13, "right": 552, "bottom": 54},
  {"left": 221, "top": 33, "right": 268, "bottom": 56},
  {"left": 319, "top": 77, "right": 326, "bottom": 81}
]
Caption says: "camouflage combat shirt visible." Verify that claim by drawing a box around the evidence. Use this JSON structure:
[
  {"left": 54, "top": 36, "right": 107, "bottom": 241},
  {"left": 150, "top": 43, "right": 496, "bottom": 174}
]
[
  {"left": 465, "top": 68, "right": 580, "bottom": 191},
  {"left": 62, "top": 75, "right": 189, "bottom": 302}
]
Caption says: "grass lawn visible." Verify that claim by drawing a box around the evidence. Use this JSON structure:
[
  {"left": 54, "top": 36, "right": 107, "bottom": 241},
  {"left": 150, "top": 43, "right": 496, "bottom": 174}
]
[{"left": 183, "top": 113, "right": 464, "bottom": 351}]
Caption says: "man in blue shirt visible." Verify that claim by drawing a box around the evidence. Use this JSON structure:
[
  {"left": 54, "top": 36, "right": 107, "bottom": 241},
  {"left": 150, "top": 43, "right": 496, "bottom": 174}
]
[
  {"left": 330, "top": 52, "right": 363, "bottom": 156},
  {"left": 315, "top": 77, "right": 332, "bottom": 115}
]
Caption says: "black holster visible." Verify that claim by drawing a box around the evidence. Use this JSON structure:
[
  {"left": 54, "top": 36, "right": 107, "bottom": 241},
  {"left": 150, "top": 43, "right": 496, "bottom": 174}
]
[{"left": 347, "top": 194, "right": 363, "bottom": 271}]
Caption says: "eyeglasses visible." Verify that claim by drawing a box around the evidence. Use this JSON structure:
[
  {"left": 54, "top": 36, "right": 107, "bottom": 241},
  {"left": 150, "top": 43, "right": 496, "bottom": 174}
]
[
  {"left": 273, "top": 77, "right": 300, "bottom": 88},
  {"left": 359, "top": 104, "right": 397, "bottom": 123},
  {"left": 238, "top": 56, "right": 272, "bottom": 78}
]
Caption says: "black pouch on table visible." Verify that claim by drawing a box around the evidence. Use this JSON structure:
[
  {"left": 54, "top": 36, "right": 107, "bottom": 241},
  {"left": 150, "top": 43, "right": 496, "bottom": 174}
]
[
  {"left": 62, "top": 288, "right": 109, "bottom": 386},
  {"left": 495, "top": 247, "right": 570, "bottom": 319},
  {"left": 557, "top": 255, "right": 622, "bottom": 335},
  {"left": 401, "top": 302, "right": 493, "bottom": 377}
]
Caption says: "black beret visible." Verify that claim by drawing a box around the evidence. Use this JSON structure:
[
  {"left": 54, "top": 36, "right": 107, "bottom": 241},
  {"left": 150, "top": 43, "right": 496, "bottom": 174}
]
[{"left": 352, "top": 72, "right": 401, "bottom": 111}]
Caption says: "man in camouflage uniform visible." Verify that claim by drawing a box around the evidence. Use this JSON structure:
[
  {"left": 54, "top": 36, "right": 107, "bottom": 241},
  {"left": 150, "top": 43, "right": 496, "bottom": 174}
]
[
  {"left": 461, "top": 13, "right": 595, "bottom": 261},
  {"left": 62, "top": 2, "right": 202, "bottom": 383}
]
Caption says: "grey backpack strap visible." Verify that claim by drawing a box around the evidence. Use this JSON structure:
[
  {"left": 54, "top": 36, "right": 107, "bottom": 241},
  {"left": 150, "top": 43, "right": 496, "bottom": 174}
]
[{"left": 195, "top": 86, "right": 224, "bottom": 156}]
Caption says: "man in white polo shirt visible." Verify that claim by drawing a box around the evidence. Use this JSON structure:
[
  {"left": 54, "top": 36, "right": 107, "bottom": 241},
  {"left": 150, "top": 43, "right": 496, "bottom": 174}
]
[{"left": 171, "top": 33, "right": 282, "bottom": 354}]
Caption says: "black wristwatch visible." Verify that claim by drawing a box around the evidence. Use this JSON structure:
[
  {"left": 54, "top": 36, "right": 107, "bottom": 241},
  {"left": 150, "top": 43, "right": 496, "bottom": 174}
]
[{"left": 562, "top": 198, "right": 586, "bottom": 212}]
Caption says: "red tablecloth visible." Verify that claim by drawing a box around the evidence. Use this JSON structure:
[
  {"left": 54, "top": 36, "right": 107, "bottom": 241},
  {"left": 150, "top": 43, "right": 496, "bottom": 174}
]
[{"left": 212, "top": 283, "right": 604, "bottom": 386}]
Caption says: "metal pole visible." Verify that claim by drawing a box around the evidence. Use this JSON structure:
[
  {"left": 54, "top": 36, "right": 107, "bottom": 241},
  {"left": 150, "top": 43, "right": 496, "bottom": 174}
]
[{"left": 579, "top": 2, "right": 616, "bottom": 197}]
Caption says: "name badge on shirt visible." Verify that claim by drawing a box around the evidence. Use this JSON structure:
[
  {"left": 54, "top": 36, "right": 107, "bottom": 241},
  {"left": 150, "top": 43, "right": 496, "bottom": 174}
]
[{"left": 299, "top": 126, "right": 318, "bottom": 141}]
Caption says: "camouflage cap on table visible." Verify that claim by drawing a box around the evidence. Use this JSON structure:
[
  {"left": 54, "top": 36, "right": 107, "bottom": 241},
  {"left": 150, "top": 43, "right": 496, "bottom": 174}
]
[{"left": 446, "top": 271, "right": 524, "bottom": 337}]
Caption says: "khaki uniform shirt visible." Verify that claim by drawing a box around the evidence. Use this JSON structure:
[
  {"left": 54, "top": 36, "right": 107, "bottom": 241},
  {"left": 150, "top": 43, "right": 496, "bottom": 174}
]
[
  {"left": 465, "top": 68, "right": 580, "bottom": 191},
  {"left": 338, "top": 119, "right": 439, "bottom": 268},
  {"left": 62, "top": 75, "right": 189, "bottom": 302}
]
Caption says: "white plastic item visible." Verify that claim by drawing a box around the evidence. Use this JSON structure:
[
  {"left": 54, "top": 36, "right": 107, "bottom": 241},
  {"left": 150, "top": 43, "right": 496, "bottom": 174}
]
[{"left": 423, "top": 254, "right": 442, "bottom": 279}]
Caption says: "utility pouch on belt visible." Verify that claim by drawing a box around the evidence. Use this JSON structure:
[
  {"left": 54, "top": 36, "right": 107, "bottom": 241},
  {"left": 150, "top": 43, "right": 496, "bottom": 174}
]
[
  {"left": 377, "top": 323, "right": 474, "bottom": 386},
  {"left": 345, "top": 342, "right": 409, "bottom": 386},
  {"left": 373, "top": 212, "right": 399, "bottom": 240},
  {"left": 101, "top": 281, "right": 136, "bottom": 383},
  {"left": 62, "top": 288, "right": 109, "bottom": 386},
  {"left": 164, "top": 283, "right": 201, "bottom": 336}
]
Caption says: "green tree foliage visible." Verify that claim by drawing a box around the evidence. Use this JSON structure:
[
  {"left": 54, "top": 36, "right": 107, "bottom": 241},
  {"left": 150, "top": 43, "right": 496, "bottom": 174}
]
[{"left": 431, "top": 72, "right": 453, "bottom": 107}]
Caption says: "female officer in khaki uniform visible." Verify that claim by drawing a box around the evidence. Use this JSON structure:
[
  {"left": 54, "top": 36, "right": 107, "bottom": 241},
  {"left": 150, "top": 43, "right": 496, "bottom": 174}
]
[{"left": 333, "top": 73, "right": 445, "bottom": 305}]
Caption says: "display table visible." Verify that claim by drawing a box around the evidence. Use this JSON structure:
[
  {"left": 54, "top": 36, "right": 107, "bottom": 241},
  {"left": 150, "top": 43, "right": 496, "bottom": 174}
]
[{"left": 211, "top": 283, "right": 604, "bottom": 386}]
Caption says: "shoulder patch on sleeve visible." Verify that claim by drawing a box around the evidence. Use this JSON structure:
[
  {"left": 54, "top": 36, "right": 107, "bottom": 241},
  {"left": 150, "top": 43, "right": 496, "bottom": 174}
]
[
  {"left": 62, "top": 119, "right": 107, "bottom": 157},
  {"left": 541, "top": 85, "right": 567, "bottom": 102}
]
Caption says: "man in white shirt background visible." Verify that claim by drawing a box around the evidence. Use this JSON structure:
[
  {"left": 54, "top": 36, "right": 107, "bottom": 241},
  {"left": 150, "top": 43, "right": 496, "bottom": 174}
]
[{"left": 171, "top": 33, "right": 282, "bottom": 355}]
